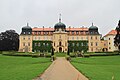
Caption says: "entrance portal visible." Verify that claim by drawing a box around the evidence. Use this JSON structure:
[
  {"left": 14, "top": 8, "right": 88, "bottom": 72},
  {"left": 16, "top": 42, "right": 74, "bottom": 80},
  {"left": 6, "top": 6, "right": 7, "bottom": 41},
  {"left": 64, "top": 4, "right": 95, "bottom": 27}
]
[{"left": 59, "top": 47, "right": 62, "bottom": 52}]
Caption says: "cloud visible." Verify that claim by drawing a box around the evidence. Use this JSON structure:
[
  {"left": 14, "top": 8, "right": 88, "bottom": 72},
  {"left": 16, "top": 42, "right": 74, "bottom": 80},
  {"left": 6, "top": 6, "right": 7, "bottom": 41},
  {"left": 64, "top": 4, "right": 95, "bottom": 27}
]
[{"left": 0, "top": 0, "right": 120, "bottom": 36}]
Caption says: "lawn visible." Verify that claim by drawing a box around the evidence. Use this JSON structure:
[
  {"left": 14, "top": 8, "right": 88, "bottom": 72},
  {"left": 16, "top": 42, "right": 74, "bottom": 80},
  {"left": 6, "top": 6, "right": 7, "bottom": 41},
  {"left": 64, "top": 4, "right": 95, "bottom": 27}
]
[
  {"left": 55, "top": 52, "right": 67, "bottom": 57},
  {"left": 0, "top": 54, "right": 51, "bottom": 80},
  {"left": 71, "top": 56, "right": 120, "bottom": 80}
]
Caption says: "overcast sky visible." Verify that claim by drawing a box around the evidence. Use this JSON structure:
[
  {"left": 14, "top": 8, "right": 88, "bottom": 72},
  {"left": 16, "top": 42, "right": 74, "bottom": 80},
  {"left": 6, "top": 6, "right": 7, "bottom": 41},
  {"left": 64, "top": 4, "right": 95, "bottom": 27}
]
[{"left": 0, "top": 0, "right": 120, "bottom": 36}]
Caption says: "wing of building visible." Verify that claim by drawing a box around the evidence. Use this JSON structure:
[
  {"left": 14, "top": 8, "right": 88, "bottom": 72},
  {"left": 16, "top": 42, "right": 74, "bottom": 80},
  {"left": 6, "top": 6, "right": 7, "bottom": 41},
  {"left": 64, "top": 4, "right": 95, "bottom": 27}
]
[
  {"left": 104, "top": 30, "right": 118, "bottom": 52},
  {"left": 19, "top": 20, "right": 118, "bottom": 53}
]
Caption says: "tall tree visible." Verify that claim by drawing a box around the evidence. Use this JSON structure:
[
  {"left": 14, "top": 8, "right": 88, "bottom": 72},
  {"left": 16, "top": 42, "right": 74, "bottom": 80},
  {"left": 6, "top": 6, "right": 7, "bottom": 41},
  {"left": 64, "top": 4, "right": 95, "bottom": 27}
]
[
  {"left": 0, "top": 30, "right": 19, "bottom": 51},
  {"left": 51, "top": 47, "right": 54, "bottom": 56},
  {"left": 114, "top": 20, "right": 120, "bottom": 52}
]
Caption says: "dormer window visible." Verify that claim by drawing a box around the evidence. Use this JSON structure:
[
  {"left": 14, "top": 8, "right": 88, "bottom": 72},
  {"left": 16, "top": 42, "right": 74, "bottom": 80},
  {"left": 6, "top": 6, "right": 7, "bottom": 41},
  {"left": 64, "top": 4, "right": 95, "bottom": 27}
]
[{"left": 28, "top": 32, "right": 30, "bottom": 34}]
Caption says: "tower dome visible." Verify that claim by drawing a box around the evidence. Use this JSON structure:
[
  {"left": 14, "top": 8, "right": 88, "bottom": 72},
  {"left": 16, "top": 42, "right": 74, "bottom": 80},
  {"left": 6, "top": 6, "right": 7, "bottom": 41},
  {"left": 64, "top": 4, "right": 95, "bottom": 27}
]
[
  {"left": 21, "top": 23, "right": 32, "bottom": 35},
  {"left": 89, "top": 23, "right": 98, "bottom": 30},
  {"left": 54, "top": 22, "right": 66, "bottom": 30},
  {"left": 54, "top": 14, "right": 66, "bottom": 31},
  {"left": 89, "top": 23, "right": 99, "bottom": 35}
]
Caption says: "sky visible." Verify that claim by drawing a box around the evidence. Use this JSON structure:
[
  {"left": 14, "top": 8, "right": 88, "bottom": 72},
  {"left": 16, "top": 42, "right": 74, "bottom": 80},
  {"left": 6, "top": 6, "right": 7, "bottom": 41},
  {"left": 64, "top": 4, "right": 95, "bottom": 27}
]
[{"left": 0, "top": 0, "right": 120, "bottom": 36}]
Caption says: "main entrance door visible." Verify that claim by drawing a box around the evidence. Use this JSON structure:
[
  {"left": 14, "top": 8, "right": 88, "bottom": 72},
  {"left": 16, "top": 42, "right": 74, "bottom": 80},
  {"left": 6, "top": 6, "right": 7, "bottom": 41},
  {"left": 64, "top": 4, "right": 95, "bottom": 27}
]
[{"left": 59, "top": 47, "right": 62, "bottom": 52}]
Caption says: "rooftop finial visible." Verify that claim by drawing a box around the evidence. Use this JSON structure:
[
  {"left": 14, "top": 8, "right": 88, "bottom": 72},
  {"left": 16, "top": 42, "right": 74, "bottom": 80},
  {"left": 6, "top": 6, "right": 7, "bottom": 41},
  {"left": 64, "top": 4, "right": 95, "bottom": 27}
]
[
  {"left": 92, "top": 22, "right": 94, "bottom": 26},
  {"left": 59, "top": 14, "right": 61, "bottom": 22},
  {"left": 27, "top": 23, "right": 29, "bottom": 26}
]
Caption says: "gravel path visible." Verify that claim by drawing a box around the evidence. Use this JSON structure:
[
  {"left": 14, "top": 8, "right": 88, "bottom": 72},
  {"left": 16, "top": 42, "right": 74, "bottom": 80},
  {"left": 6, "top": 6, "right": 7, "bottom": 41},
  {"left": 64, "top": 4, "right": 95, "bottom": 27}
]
[{"left": 34, "top": 57, "right": 88, "bottom": 80}]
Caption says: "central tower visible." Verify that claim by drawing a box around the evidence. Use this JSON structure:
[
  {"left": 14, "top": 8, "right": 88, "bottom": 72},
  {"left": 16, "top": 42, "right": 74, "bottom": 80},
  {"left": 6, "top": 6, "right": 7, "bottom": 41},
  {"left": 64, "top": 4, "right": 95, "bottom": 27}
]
[{"left": 53, "top": 14, "right": 68, "bottom": 52}]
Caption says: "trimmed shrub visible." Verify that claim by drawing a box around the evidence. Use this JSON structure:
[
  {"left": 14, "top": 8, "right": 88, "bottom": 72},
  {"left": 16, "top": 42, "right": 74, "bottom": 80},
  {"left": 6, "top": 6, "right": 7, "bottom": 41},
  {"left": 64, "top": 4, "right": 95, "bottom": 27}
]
[
  {"left": 66, "top": 55, "right": 71, "bottom": 61},
  {"left": 0, "top": 51, "right": 2, "bottom": 54},
  {"left": 84, "top": 54, "right": 90, "bottom": 58},
  {"left": 89, "top": 53, "right": 119, "bottom": 56},
  {"left": 51, "top": 55, "right": 56, "bottom": 61},
  {"left": 45, "top": 54, "right": 51, "bottom": 58}
]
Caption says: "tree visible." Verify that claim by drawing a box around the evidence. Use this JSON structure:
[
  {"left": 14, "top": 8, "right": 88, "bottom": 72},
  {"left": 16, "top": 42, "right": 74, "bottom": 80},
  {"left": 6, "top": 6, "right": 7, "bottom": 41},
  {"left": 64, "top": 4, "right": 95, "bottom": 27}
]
[
  {"left": 114, "top": 20, "right": 120, "bottom": 52},
  {"left": 51, "top": 47, "right": 54, "bottom": 56},
  {"left": 67, "top": 47, "right": 70, "bottom": 55},
  {"left": 0, "top": 30, "right": 19, "bottom": 51}
]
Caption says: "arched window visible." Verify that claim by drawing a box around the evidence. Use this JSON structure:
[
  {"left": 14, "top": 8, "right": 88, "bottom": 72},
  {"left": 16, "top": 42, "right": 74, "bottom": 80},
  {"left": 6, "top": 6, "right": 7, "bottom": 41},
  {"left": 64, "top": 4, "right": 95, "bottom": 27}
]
[{"left": 59, "top": 42, "right": 62, "bottom": 46}]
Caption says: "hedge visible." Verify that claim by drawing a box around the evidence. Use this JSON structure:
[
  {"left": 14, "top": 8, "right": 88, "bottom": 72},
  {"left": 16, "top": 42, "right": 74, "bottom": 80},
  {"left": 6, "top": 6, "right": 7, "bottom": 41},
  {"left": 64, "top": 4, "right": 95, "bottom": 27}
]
[
  {"left": 2, "top": 52, "right": 51, "bottom": 57},
  {"left": 68, "top": 40, "right": 88, "bottom": 52}
]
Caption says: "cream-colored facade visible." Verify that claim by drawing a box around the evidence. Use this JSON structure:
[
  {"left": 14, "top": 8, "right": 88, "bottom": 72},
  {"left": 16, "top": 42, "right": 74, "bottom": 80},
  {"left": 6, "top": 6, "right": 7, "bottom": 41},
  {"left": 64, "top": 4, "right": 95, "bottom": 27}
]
[
  {"left": 19, "top": 22, "right": 118, "bottom": 53},
  {"left": 19, "top": 35, "right": 33, "bottom": 52},
  {"left": 88, "top": 35, "right": 101, "bottom": 52},
  {"left": 53, "top": 29, "right": 68, "bottom": 52},
  {"left": 104, "top": 30, "right": 118, "bottom": 52}
]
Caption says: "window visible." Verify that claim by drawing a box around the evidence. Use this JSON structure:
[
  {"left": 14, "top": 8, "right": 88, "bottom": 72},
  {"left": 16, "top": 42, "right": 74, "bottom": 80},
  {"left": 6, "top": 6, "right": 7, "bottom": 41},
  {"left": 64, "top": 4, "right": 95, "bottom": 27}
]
[
  {"left": 91, "top": 48, "right": 93, "bottom": 51},
  {"left": 96, "top": 42, "right": 98, "bottom": 46},
  {"left": 43, "top": 43, "right": 45, "bottom": 46},
  {"left": 35, "top": 43, "right": 37, "bottom": 46},
  {"left": 23, "top": 42, "right": 25, "bottom": 46},
  {"left": 59, "top": 35, "right": 61, "bottom": 39},
  {"left": 38, "top": 32, "right": 41, "bottom": 35},
  {"left": 28, "top": 32, "right": 30, "bottom": 34},
  {"left": 109, "top": 38, "right": 110, "bottom": 40},
  {"left": 43, "top": 32, "right": 45, "bottom": 35},
  {"left": 77, "top": 37, "right": 79, "bottom": 40},
  {"left": 72, "top": 43, "right": 75, "bottom": 46},
  {"left": 23, "top": 32, "right": 25, "bottom": 34},
  {"left": 81, "top": 37, "right": 83, "bottom": 40},
  {"left": 86, "top": 37, "right": 88, "bottom": 40},
  {"left": 72, "top": 31, "right": 74, "bottom": 35},
  {"left": 80, "top": 31, "right": 83, "bottom": 34},
  {"left": 86, "top": 43, "right": 88, "bottom": 46},
  {"left": 109, "top": 47, "right": 111, "bottom": 49},
  {"left": 91, "top": 36, "right": 93, "bottom": 40},
  {"left": 34, "top": 32, "right": 37, "bottom": 35},
  {"left": 35, "top": 37, "right": 37, "bottom": 40},
  {"left": 91, "top": 42, "right": 93, "bottom": 46},
  {"left": 77, "top": 43, "right": 79, "bottom": 46},
  {"left": 38, "top": 43, "right": 40, "bottom": 46},
  {"left": 59, "top": 42, "right": 62, "bottom": 46},
  {"left": 76, "top": 31, "right": 79, "bottom": 35},
  {"left": 28, "top": 42, "right": 30, "bottom": 46},
  {"left": 95, "top": 36, "right": 97, "bottom": 40},
  {"left": 65, "top": 42, "right": 67, "bottom": 46},
  {"left": 47, "top": 43, "right": 49, "bottom": 46},
  {"left": 54, "top": 42, "right": 55, "bottom": 46},
  {"left": 38, "top": 37, "right": 40, "bottom": 40},
  {"left": 109, "top": 42, "right": 111, "bottom": 45},
  {"left": 96, "top": 48, "right": 98, "bottom": 51},
  {"left": 90, "top": 32, "right": 93, "bottom": 34},
  {"left": 72, "top": 37, "right": 74, "bottom": 40},
  {"left": 104, "top": 43, "right": 106, "bottom": 46},
  {"left": 23, "top": 37, "right": 25, "bottom": 40},
  {"left": 68, "top": 37, "right": 69, "bottom": 40},
  {"left": 81, "top": 43, "right": 83, "bottom": 46},
  {"left": 28, "top": 36, "right": 30, "bottom": 40}
]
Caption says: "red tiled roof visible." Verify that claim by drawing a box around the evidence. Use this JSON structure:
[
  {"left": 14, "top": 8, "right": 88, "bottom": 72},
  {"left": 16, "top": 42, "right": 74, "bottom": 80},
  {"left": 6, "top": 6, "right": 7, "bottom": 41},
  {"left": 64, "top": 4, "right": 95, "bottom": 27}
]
[
  {"left": 32, "top": 28, "right": 54, "bottom": 31},
  {"left": 32, "top": 27, "right": 88, "bottom": 31},
  {"left": 66, "top": 28, "right": 88, "bottom": 31},
  {"left": 104, "top": 30, "right": 117, "bottom": 37}
]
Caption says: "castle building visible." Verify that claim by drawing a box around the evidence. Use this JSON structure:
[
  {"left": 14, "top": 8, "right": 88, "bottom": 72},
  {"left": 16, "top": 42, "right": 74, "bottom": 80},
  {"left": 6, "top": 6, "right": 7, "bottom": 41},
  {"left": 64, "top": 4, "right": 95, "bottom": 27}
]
[
  {"left": 19, "top": 16, "right": 117, "bottom": 53},
  {"left": 104, "top": 30, "right": 118, "bottom": 52}
]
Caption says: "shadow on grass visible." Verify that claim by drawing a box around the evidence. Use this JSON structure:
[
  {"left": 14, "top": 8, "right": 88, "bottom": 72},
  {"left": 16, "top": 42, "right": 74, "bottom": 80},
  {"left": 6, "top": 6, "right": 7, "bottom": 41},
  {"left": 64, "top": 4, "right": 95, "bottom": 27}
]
[
  {"left": 71, "top": 60, "right": 118, "bottom": 65},
  {"left": 32, "top": 61, "right": 51, "bottom": 64}
]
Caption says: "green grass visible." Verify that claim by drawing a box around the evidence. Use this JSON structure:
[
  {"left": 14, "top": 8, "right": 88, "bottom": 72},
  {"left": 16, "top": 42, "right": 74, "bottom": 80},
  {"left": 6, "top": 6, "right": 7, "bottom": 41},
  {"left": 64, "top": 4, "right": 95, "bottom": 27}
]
[
  {"left": 55, "top": 52, "right": 67, "bottom": 57},
  {"left": 71, "top": 56, "right": 120, "bottom": 80},
  {"left": 0, "top": 54, "right": 51, "bottom": 80}
]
